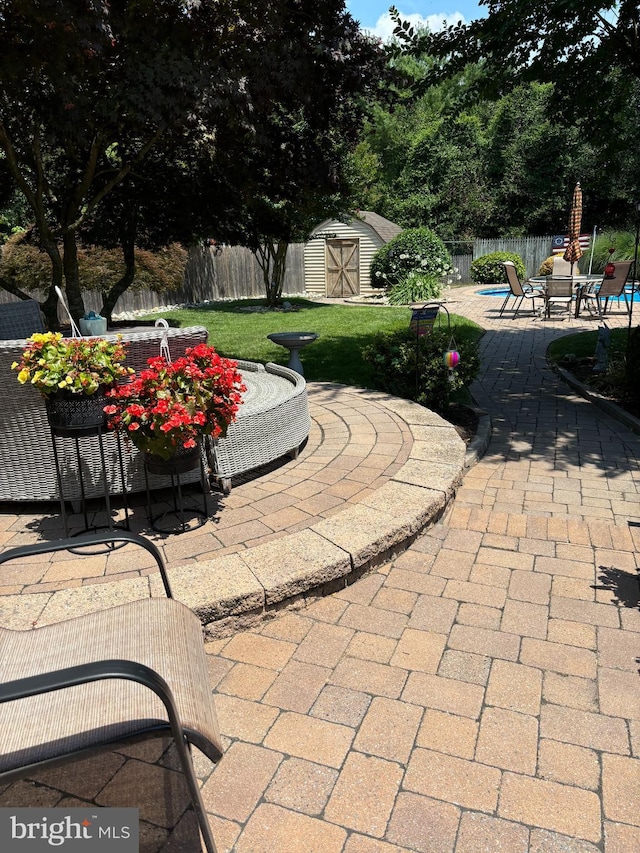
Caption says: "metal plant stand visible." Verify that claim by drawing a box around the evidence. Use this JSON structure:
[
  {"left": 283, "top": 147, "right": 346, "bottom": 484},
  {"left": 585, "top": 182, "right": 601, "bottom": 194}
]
[
  {"left": 143, "top": 447, "right": 210, "bottom": 535},
  {"left": 50, "top": 422, "right": 130, "bottom": 548}
]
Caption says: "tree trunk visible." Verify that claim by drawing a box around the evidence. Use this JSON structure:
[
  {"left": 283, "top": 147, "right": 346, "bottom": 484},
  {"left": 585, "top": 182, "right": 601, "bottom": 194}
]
[
  {"left": 255, "top": 240, "right": 289, "bottom": 308},
  {"left": 101, "top": 228, "right": 136, "bottom": 323},
  {"left": 62, "top": 231, "right": 85, "bottom": 322},
  {"left": 39, "top": 237, "right": 65, "bottom": 330}
]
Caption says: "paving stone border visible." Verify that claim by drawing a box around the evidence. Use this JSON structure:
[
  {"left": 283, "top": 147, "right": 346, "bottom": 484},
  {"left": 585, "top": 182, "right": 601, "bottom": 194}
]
[{"left": 7, "top": 393, "right": 489, "bottom": 639}]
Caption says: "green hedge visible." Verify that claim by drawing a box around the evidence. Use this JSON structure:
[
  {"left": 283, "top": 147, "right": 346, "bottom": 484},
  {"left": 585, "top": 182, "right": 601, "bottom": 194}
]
[
  {"left": 470, "top": 251, "right": 526, "bottom": 284},
  {"left": 362, "top": 326, "right": 481, "bottom": 413}
]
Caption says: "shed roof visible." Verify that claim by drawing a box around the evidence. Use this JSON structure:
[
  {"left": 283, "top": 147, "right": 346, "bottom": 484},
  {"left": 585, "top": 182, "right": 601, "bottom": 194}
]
[
  {"left": 309, "top": 212, "right": 402, "bottom": 246},
  {"left": 356, "top": 211, "right": 403, "bottom": 244}
]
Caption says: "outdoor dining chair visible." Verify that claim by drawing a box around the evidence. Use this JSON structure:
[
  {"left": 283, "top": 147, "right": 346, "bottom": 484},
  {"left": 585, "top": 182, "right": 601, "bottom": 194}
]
[
  {"left": 499, "top": 262, "right": 543, "bottom": 318},
  {"left": 579, "top": 260, "right": 634, "bottom": 319},
  {"left": 544, "top": 277, "right": 574, "bottom": 318},
  {"left": 0, "top": 530, "right": 223, "bottom": 853}
]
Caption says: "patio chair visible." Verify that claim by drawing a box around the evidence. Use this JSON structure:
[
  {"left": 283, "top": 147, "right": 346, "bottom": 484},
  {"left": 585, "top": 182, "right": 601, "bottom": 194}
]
[
  {"left": 0, "top": 530, "right": 223, "bottom": 853},
  {"left": 551, "top": 256, "right": 573, "bottom": 276},
  {"left": 579, "top": 260, "right": 633, "bottom": 318},
  {"left": 0, "top": 299, "right": 45, "bottom": 340},
  {"left": 544, "top": 277, "right": 574, "bottom": 318},
  {"left": 499, "top": 262, "right": 543, "bottom": 318}
]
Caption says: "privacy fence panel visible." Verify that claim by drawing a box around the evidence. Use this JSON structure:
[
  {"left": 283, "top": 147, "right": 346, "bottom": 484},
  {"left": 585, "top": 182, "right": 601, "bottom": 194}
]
[
  {"left": 0, "top": 244, "right": 307, "bottom": 316},
  {"left": 183, "top": 244, "right": 305, "bottom": 302},
  {"left": 473, "top": 237, "right": 553, "bottom": 281}
]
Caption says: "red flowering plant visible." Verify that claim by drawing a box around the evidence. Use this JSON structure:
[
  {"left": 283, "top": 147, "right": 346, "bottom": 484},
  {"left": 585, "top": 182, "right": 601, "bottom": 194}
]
[{"left": 105, "top": 343, "right": 245, "bottom": 460}]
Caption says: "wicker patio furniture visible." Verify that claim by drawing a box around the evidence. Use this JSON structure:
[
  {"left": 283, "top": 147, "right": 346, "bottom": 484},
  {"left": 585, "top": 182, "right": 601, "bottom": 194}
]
[
  {"left": 0, "top": 298, "right": 46, "bottom": 340},
  {"left": 0, "top": 326, "right": 311, "bottom": 502},
  {"left": 0, "top": 325, "right": 209, "bottom": 501},
  {"left": 0, "top": 529, "right": 223, "bottom": 853},
  {"left": 210, "top": 359, "right": 311, "bottom": 493}
]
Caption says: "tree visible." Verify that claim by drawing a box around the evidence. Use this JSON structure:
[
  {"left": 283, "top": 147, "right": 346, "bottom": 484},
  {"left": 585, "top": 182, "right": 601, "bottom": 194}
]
[
  {"left": 1, "top": 1, "right": 384, "bottom": 322},
  {"left": 199, "top": 4, "right": 387, "bottom": 307},
  {"left": 0, "top": 0, "right": 253, "bottom": 325},
  {"left": 390, "top": 2, "right": 640, "bottom": 101}
]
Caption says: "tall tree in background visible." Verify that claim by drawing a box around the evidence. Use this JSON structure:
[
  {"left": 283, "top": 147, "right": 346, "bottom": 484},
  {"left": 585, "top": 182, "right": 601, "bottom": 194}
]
[
  {"left": 204, "top": 3, "right": 387, "bottom": 307},
  {"left": 391, "top": 2, "right": 640, "bottom": 100},
  {"left": 0, "top": 0, "right": 251, "bottom": 325},
  {"left": 389, "top": 2, "right": 640, "bottom": 204},
  {"left": 0, "top": 0, "right": 385, "bottom": 323}
]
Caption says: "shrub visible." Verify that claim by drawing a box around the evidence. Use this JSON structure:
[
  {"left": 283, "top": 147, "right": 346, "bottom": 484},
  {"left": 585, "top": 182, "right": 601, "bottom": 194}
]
[
  {"left": 361, "top": 326, "right": 480, "bottom": 413},
  {"left": 370, "top": 227, "right": 454, "bottom": 290},
  {"left": 625, "top": 326, "right": 640, "bottom": 410},
  {"left": 538, "top": 256, "right": 555, "bottom": 276},
  {"left": 589, "top": 231, "right": 634, "bottom": 273},
  {"left": 0, "top": 231, "right": 188, "bottom": 294},
  {"left": 470, "top": 251, "right": 526, "bottom": 284},
  {"left": 387, "top": 271, "right": 443, "bottom": 305}
]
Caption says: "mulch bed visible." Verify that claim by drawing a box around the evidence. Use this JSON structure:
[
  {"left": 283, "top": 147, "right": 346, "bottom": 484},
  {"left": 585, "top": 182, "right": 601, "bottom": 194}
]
[
  {"left": 560, "top": 358, "right": 640, "bottom": 420},
  {"left": 443, "top": 403, "right": 480, "bottom": 445}
]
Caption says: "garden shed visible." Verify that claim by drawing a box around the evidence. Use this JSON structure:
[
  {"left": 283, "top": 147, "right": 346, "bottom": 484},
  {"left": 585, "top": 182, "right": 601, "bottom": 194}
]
[{"left": 304, "top": 211, "right": 402, "bottom": 298}]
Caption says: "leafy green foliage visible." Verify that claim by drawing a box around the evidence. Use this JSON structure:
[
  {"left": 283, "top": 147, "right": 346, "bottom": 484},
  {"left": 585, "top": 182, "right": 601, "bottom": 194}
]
[
  {"left": 589, "top": 232, "right": 636, "bottom": 272},
  {"left": 0, "top": 0, "right": 387, "bottom": 322},
  {"left": 390, "top": 3, "right": 640, "bottom": 114},
  {"left": 387, "top": 271, "right": 442, "bottom": 305},
  {"left": 362, "top": 326, "right": 481, "bottom": 413},
  {"left": 370, "top": 228, "right": 454, "bottom": 289},
  {"left": 0, "top": 232, "right": 187, "bottom": 294},
  {"left": 470, "top": 252, "right": 526, "bottom": 284},
  {"left": 625, "top": 326, "right": 640, "bottom": 410}
]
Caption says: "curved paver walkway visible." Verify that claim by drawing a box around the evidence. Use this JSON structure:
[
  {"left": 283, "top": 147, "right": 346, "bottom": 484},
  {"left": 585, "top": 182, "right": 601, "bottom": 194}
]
[{"left": 1, "top": 288, "right": 639, "bottom": 852}]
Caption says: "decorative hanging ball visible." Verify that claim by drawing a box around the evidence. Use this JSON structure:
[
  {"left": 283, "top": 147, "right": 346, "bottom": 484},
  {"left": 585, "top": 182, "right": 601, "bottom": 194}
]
[{"left": 443, "top": 349, "right": 460, "bottom": 370}]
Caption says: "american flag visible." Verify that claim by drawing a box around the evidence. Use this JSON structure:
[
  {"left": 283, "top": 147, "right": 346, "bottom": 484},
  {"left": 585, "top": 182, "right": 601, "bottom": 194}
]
[{"left": 552, "top": 234, "right": 591, "bottom": 253}]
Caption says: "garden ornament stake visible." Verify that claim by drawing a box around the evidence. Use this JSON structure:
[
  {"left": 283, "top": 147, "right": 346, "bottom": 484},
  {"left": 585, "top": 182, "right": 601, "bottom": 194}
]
[
  {"left": 593, "top": 324, "right": 611, "bottom": 374},
  {"left": 54, "top": 286, "right": 81, "bottom": 338},
  {"left": 155, "top": 318, "right": 172, "bottom": 362},
  {"left": 444, "top": 344, "right": 460, "bottom": 382}
]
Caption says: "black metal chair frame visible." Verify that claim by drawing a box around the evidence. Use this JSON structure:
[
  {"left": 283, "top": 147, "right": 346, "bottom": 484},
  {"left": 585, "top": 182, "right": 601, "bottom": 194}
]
[
  {"left": 0, "top": 530, "right": 220, "bottom": 853},
  {"left": 499, "top": 262, "right": 543, "bottom": 318},
  {"left": 580, "top": 260, "right": 633, "bottom": 319}
]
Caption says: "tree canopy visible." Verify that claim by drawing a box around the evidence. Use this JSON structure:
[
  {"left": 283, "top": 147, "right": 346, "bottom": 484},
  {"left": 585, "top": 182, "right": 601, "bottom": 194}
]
[
  {"left": 0, "top": 0, "right": 385, "bottom": 321},
  {"left": 391, "top": 2, "right": 640, "bottom": 100}
]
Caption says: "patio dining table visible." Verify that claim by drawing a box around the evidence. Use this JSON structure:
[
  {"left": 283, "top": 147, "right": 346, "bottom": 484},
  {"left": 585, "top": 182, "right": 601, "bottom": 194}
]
[{"left": 529, "top": 274, "right": 603, "bottom": 318}]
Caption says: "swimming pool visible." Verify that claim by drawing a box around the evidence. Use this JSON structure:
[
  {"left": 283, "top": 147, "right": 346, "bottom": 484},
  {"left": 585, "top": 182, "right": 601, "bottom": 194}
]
[{"left": 477, "top": 286, "right": 639, "bottom": 302}]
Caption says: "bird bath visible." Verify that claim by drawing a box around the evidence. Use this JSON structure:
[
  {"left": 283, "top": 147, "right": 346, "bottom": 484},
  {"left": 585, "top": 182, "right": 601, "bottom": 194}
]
[{"left": 267, "top": 332, "right": 318, "bottom": 376}]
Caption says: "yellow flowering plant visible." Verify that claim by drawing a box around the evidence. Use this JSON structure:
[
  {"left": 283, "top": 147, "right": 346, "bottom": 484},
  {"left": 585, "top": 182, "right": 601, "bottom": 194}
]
[{"left": 12, "top": 332, "right": 130, "bottom": 396}]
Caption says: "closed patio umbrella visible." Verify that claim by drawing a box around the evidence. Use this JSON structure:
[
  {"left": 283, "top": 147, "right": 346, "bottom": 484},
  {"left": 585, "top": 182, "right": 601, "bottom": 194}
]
[{"left": 563, "top": 182, "right": 583, "bottom": 273}]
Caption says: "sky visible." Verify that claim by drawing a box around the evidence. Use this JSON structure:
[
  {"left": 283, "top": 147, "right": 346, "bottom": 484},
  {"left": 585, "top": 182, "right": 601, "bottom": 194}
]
[{"left": 345, "top": 1, "right": 486, "bottom": 41}]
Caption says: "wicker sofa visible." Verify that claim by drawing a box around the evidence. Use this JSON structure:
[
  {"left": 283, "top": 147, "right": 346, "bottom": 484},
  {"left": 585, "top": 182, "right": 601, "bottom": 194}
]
[
  {"left": 0, "top": 326, "right": 209, "bottom": 502},
  {"left": 0, "top": 326, "right": 311, "bottom": 503},
  {"left": 211, "top": 359, "right": 310, "bottom": 494}
]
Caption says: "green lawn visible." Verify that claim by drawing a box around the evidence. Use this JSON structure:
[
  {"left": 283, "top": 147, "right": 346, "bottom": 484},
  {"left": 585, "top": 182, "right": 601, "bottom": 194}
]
[
  {"left": 142, "top": 297, "right": 484, "bottom": 389},
  {"left": 547, "top": 327, "right": 630, "bottom": 363}
]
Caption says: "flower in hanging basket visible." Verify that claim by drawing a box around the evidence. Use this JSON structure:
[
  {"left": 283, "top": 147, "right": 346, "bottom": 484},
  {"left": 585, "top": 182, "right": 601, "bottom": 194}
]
[
  {"left": 12, "top": 332, "right": 130, "bottom": 396},
  {"left": 105, "top": 343, "right": 246, "bottom": 460}
]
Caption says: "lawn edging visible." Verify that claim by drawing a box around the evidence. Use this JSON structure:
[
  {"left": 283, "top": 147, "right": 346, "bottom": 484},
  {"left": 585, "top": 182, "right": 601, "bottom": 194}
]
[{"left": 551, "top": 363, "right": 640, "bottom": 436}]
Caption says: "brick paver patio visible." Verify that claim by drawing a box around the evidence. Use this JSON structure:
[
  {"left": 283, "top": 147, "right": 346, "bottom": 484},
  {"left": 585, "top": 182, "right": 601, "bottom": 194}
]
[{"left": 1, "top": 287, "right": 639, "bottom": 851}]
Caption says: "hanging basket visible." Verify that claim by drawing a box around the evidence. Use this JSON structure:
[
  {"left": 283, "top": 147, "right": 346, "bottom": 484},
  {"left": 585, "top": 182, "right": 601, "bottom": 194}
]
[
  {"left": 142, "top": 444, "right": 201, "bottom": 476},
  {"left": 45, "top": 390, "right": 109, "bottom": 431}
]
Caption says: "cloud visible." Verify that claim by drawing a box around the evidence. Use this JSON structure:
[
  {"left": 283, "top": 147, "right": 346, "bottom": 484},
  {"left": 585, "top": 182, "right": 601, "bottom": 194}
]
[{"left": 366, "top": 12, "right": 466, "bottom": 42}]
